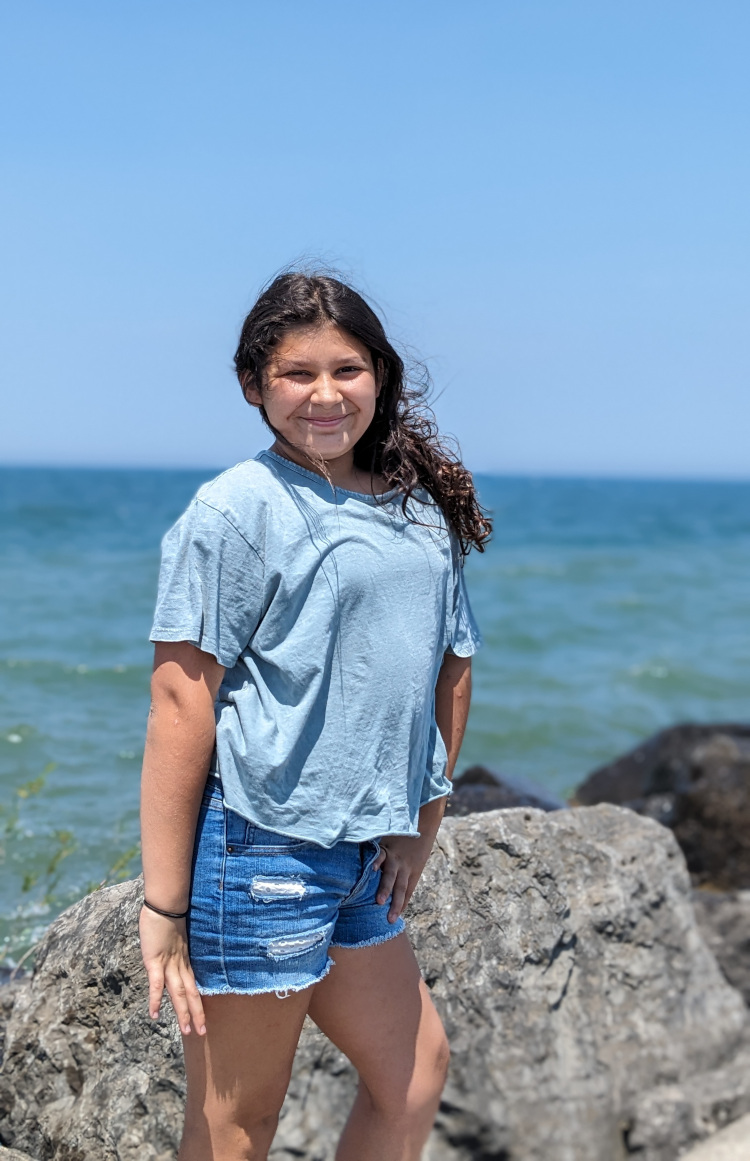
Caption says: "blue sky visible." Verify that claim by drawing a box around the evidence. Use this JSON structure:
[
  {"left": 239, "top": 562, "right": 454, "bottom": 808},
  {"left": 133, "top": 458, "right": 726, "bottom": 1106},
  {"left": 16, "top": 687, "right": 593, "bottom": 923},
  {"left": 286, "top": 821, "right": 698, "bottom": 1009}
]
[{"left": 1, "top": 1, "right": 748, "bottom": 477}]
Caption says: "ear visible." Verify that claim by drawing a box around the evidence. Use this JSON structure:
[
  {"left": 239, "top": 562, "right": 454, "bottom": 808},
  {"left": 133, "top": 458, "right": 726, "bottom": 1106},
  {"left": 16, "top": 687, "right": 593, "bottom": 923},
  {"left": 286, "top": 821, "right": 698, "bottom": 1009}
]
[{"left": 241, "top": 372, "right": 263, "bottom": 408}]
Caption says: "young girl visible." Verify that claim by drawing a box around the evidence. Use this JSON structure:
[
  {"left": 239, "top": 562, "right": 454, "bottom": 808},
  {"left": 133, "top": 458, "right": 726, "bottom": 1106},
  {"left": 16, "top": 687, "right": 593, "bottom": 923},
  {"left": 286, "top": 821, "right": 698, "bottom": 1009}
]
[{"left": 139, "top": 272, "right": 490, "bottom": 1161}]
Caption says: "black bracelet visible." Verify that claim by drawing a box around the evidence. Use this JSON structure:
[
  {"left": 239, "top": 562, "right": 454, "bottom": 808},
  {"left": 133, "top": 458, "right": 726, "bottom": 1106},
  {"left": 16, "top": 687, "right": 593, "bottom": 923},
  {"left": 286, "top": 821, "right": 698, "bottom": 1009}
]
[{"left": 142, "top": 899, "right": 189, "bottom": 920}]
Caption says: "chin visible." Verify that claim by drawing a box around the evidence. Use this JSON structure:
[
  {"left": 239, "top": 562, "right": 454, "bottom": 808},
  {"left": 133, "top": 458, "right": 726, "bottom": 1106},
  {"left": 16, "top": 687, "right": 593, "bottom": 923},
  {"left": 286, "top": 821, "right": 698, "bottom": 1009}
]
[{"left": 305, "top": 435, "right": 354, "bottom": 456}]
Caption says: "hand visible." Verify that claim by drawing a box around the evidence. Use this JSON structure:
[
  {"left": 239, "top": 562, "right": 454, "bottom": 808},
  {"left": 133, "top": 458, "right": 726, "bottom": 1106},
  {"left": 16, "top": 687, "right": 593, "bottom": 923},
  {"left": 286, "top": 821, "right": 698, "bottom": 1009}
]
[
  {"left": 374, "top": 831, "right": 435, "bottom": 924},
  {"left": 139, "top": 906, "right": 206, "bottom": 1036}
]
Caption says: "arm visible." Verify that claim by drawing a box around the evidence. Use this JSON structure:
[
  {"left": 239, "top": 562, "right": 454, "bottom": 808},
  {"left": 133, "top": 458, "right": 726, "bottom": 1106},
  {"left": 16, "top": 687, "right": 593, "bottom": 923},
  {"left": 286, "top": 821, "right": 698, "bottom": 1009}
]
[
  {"left": 139, "top": 641, "right": 224, "bottom": 1036},
  {"left": 376, "top": 652, "right": 472, "bottom": 922}
]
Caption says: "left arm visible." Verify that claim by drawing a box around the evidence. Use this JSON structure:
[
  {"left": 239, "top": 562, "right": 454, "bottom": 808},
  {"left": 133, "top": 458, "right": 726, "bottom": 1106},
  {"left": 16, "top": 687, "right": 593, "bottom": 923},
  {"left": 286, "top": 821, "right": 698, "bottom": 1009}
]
[{"left": 376, "top": 653, "right": 472, "bottom": 922}]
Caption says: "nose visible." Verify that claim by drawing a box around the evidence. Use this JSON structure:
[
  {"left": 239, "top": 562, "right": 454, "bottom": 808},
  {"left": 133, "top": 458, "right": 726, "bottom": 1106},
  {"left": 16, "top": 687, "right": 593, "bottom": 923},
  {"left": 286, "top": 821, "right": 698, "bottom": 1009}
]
[{"left": 310, "top": 373, "right": 343, "bottom": 406}]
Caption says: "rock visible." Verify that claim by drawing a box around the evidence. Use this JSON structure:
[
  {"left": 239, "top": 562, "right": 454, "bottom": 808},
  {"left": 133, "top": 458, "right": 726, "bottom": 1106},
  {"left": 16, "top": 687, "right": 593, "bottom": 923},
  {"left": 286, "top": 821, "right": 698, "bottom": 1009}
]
[
  {"left": 680, "top": 1111, "right": 750, "bottom": 1160},
  {"left": 277, "top": 807, "right": 750, "bottom": 1161},
  {"left": 574, "top": 724, "right": 750, "bottom": 889},
  {"left": 0, "top": 1148, "right": 41, "bottom": 1161},
  {"left": 1, "top": 806, "right": 749, "bottom": 1161},
  {"left": 0, "top": 981, "right": 25, "bottom": 1070},
  {"left": 691, "top": 889, "right": 750, "bottom": 1006},
  {"left": 627, "top": 1041, "right": 750, "bottom": 1159},
  {"left": 0, "top": 879, "right": 184, "bottom": 1161},
  {"left": 445, "top": 764, "right": 565, "bottom": 816}
]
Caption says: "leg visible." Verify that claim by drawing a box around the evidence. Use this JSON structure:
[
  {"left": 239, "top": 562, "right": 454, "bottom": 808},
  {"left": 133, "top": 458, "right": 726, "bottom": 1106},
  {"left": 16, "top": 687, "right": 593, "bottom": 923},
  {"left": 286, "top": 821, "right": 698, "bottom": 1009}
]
[
  {"left": 307, "top": 933, "right": 449, "bottom": 1161},
  {"left": 179, "top": 988, "right": 311, "bottom": 1161}
]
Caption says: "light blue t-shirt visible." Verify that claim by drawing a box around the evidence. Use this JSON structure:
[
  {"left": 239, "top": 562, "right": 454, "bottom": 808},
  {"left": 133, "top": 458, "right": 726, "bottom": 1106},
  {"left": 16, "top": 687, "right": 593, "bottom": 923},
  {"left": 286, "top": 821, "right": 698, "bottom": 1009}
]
[{"left": 150, "top": 449, "right": 482, "bottom": 846}]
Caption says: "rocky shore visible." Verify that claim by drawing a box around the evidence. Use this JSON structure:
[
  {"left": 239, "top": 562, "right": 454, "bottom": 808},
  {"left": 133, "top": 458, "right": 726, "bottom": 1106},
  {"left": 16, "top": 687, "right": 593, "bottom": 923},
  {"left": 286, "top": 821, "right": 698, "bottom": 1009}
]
[{"left": 2, "top": 724, "right": 750, "bottom": 1161}]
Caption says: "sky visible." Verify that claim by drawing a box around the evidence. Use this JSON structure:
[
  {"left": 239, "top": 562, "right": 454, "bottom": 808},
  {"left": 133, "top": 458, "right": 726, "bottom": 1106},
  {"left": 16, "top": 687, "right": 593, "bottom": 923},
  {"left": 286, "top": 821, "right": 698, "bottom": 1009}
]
[{"left": 1, "top": 1, "right": 748, "bottom": 478}]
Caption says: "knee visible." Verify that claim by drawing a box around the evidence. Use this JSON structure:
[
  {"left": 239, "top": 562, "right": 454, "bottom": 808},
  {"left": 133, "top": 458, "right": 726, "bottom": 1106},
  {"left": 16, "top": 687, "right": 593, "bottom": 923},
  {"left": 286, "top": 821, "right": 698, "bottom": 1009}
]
[
  {"left": 183, "top": 1089, "right": 284, "bottom": 1158},
  {"left": 434, "top": 1030, "right": 451, "bottom": 1086},
  {"left": 236, "top": 1104, "right": 282, "bottom": 1140},
  {"left": 411, "top": 1030, "right": 451, "bottom": 1111},
  {"left": 363, "top": 1032, "right": 450, "bottom": 1123},
  {"left": 428, "top": 1029, "right": 451, "bottom": 1100},
  {"left": 222, "top": 1089, "right": 285, "bottom": 1143}
]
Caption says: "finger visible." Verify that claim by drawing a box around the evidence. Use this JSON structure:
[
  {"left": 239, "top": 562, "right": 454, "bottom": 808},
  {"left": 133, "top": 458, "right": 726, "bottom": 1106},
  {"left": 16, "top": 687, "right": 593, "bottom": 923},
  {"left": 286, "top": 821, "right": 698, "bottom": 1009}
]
[
  {"left": 388, "top": 871, "right": 408, "bottom": 923},
  {"left": 147, "top": 965, "right": 165, "bottom": 1021},
  {"left": 165, "top": 966, "right": 194, "bottom": 1036},
  {"left": 403, "top": 875, "right": 418, "bottom": 911},
  {"left": 182, "top": 969, "right": 207, "bottom": 1036},
  {"left": 373, "top": 849, "right": 386, "bottom": 871},
  {"left": 376, "top": 861, "right": 398, "bottom": 906}
]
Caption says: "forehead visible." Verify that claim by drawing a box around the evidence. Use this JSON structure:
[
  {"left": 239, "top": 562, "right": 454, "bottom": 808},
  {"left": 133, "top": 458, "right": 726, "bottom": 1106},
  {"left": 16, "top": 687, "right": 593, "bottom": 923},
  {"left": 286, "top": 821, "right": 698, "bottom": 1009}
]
[{"left": 270, "top": 324, "right": 372, "bottom": 367}]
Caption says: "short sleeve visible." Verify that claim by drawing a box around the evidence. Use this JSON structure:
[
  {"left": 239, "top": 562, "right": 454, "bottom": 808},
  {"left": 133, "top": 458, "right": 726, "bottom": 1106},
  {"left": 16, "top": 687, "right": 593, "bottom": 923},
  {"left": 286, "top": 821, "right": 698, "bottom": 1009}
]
[
  {"left": 420, "top": 716, "right": 453, "bottom": 807},
  {"left": 446, "top": 540, "right": 483, "bottom": 657},
  {"left": 150, "top": 499, "right": 265, "bottom": 669}
]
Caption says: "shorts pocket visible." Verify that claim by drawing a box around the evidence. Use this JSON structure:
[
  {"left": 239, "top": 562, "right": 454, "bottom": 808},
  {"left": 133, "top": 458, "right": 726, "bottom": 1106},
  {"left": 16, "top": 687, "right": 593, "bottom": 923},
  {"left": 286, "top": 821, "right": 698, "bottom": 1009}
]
[
  {"left": 341, "top": 840, "right": 382, "bottom": 906},
  {"left": 224, "top": 808, "right": 315, "bottom": 855}
]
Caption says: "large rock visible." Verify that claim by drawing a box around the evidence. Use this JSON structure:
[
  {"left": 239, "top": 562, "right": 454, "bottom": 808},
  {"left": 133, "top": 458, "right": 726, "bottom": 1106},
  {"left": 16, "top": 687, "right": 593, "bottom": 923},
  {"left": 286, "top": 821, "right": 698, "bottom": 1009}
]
[
  {"left": 0, "top": 881, "right": 184, "bottom": 1161},
  {"left": 692, "top": 889, "right": 750, "bottom": 1006},
  {"left": 575, "top": 724, "right": 750, "bottom": 889},
  {"left": 681, "top": 1111, "right": 750, "bottom": 1160},
  {"left": 1, "top": 806, "right": 749, "bottom": 1161},
  {"left": 445, "top": 765, "right": 565, "bottom": 817}
]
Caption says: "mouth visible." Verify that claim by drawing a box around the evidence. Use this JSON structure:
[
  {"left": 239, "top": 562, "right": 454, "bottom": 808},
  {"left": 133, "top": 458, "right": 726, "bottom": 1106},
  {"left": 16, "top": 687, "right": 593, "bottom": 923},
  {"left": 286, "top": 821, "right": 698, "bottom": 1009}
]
[{"left": 301, "top": 415, "right": 350, "bottom": 429}]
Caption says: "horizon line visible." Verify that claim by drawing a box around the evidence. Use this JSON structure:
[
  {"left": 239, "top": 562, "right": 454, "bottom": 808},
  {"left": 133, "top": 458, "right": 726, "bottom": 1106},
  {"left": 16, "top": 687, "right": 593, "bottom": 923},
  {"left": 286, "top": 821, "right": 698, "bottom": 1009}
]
[{"left": 1, "top": 460, "right": 749, "bottom": 487}]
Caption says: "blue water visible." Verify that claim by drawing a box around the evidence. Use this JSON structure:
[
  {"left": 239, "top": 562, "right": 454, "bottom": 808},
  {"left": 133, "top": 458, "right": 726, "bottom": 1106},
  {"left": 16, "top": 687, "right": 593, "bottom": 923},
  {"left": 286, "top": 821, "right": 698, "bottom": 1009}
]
[{"left": 1, "top": 467, "right": 749, "bottom": 964}]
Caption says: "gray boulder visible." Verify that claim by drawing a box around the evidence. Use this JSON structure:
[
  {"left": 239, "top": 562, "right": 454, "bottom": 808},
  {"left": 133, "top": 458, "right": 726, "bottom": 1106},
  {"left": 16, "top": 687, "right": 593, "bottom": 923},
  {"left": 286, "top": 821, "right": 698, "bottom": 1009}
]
[
  {"left": 574, "top": 724, "right": 750, "bottom": 889},
  {"left": 0, "top": 880, "right": 184, "bottom": 1161},
  {"left": 681, "top": 1111, "right": 750, "bottom": 1160},
  {"left": 445, "top": 764, "right": 565, "bottom": 816},
  {"left": 692, "top": 889, "right": 750, "bottom": 1006},
  {"left": 1, "top": 805, "right": 749, "bottom": 1161},
  {"left": 0, "top": 1149, "right": 41, "bottom": 1161}
]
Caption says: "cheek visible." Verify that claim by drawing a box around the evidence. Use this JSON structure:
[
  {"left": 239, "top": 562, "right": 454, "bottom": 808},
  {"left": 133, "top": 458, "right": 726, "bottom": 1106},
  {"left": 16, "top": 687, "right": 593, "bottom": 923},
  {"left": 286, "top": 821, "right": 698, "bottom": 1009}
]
[
  {"left": 262, "top": 384, "right": 304, "bottom": 421},
  {"left": 352, "top": 383, "right": 379, "bottom": 422}
]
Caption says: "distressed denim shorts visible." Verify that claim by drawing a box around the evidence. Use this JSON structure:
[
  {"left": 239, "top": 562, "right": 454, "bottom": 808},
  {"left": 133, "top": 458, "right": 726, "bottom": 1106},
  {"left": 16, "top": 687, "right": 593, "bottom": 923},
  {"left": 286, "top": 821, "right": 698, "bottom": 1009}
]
[{"left": 187, "top": 777, "right": 406, "bottom": 996}]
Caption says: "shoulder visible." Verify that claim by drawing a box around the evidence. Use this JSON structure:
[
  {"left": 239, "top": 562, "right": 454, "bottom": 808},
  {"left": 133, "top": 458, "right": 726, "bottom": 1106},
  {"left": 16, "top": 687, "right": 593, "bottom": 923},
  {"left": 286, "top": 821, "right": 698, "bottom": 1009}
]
[
  {"left": 160, "top": 458, "right": 282, "bottom": 562},
  {"left": 190, "top": 456, "right": 288, "bottom": 540},
  {"left": 195, "top": 456, "right": 279, "bottom": 510}
]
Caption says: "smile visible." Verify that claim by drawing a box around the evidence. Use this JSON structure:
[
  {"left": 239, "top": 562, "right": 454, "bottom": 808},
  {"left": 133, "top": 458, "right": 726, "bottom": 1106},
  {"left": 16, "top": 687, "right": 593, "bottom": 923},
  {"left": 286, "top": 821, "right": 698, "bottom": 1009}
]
[{"left": 301, "top": 416, "right": 349, "bottom": 428}]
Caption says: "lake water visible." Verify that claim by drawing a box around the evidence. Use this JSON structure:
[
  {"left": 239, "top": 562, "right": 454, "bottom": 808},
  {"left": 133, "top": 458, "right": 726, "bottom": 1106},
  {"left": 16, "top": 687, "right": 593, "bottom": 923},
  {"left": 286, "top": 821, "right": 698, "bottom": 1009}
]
[{"left": 1, "top": 466, "right": 748, "bottom": 965}]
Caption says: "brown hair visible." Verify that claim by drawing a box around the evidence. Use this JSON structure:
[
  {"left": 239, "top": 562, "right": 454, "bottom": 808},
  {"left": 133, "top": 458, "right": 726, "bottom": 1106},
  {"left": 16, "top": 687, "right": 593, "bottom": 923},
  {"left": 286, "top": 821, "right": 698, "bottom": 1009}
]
[{"left": 234, "top": 271, "right": 492, "bottom": 554}]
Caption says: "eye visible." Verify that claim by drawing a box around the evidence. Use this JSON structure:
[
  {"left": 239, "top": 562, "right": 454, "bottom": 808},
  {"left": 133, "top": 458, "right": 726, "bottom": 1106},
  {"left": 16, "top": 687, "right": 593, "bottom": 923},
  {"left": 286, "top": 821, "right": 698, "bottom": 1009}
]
[{"left": 337, "top": 365, "right": 364, "bottom": 375}]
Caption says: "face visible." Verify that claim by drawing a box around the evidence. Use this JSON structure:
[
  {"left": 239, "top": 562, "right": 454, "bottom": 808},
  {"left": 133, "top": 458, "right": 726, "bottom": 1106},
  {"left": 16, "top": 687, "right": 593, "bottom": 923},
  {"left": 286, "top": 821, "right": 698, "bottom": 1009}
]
[{"left": 245, "top": 324, "right": 381, "bottom": 464}]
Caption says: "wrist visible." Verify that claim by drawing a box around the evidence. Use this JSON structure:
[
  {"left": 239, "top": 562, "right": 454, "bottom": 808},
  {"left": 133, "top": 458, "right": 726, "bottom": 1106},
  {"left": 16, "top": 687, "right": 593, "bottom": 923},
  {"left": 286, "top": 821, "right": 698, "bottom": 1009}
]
[
  {"left": 142, "top": 899, "right": 189, "bottom": 920},
  {"left": 142, "top": 885, "right": 190, "bottom": 915}
]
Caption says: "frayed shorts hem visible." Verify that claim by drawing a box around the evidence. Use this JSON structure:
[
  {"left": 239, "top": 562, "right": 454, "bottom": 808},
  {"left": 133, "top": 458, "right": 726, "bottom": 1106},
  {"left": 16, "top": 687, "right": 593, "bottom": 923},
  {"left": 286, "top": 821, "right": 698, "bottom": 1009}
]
[
  {"left": 330, "top": 920, "right": 405, "bottom": 951},
  {"left": 196, "top": 956, "right": 334, "bottom": 998}
]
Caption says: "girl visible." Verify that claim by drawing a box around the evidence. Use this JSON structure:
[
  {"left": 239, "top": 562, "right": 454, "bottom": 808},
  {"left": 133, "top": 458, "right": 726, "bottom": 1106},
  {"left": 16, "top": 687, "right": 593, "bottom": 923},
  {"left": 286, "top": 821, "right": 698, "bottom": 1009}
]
[{"left": 139, "top": 271, "right": 490, "bottom": 1161}]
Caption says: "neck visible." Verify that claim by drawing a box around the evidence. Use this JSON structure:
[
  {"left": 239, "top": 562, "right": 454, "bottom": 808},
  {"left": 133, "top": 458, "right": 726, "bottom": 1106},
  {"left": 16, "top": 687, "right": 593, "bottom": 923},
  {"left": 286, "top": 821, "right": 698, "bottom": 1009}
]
[{"left": 269, "top": 440, "right": 358, "bottom": 489}]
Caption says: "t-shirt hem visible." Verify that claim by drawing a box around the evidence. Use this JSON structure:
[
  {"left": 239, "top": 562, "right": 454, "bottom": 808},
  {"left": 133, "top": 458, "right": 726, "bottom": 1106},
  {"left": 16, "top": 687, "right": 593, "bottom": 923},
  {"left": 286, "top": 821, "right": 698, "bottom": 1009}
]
[
  {"left": 217, "top": 786, "right": 422, "bottom": 848},
  {"left": 446, "top": 632, "right": 483, "bottom": 658},
  {"left": 420, "top": 781, "right": 453, "bottom": 808}
]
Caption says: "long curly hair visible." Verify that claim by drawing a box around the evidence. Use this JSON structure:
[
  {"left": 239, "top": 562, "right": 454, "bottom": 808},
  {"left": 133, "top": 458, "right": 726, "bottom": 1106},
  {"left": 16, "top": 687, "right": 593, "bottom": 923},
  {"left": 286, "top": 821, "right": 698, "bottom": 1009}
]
[{"left": 234, "top": 271, "right": 492, "bottom": 554}]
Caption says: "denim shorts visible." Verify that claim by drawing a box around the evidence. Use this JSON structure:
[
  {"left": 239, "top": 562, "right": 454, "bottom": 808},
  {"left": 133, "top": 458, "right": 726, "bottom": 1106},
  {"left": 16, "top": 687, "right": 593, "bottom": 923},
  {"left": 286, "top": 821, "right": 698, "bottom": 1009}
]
[{"left": 187, "top": 777, "right": 406, "bottom": 996}]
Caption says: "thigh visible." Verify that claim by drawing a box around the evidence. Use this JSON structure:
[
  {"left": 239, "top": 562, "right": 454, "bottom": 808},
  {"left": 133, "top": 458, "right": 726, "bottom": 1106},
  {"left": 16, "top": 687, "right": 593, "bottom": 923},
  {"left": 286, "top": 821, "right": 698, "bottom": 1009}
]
[
  {"left": 307, "top": 932, "right": 449, "bottom": 1111},
  {"left": 182, "top": 990, "right": 310, "bottom": 1132}
]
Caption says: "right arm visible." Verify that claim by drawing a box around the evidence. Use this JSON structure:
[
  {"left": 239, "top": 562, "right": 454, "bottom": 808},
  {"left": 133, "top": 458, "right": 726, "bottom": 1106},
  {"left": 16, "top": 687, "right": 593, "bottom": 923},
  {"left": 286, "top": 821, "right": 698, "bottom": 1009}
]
[{"left": 139, "top": 640, "right": 224, "bottom": 1036}]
